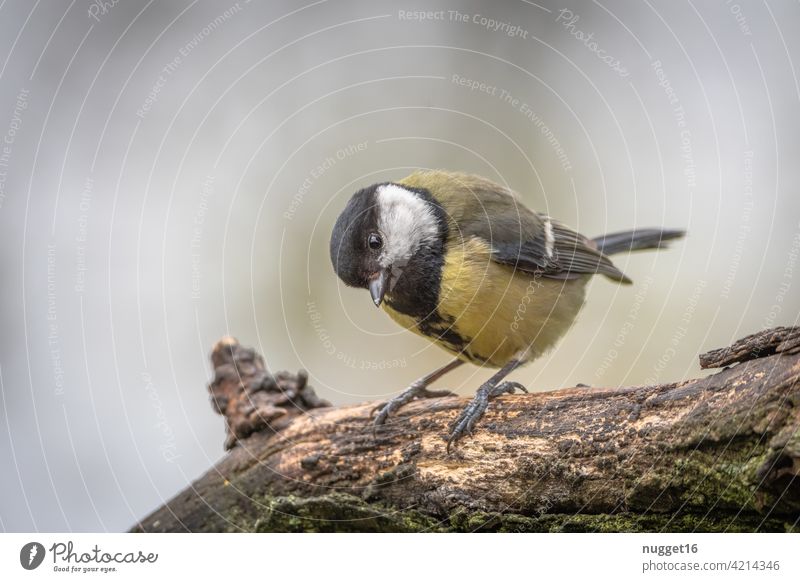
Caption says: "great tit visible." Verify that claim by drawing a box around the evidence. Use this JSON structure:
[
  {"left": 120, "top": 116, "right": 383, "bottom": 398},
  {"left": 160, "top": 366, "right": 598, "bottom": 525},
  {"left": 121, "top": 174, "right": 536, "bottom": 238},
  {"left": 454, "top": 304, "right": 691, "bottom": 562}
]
[{"left": 329, "top": 170, "right": 684, "bottom": 450}]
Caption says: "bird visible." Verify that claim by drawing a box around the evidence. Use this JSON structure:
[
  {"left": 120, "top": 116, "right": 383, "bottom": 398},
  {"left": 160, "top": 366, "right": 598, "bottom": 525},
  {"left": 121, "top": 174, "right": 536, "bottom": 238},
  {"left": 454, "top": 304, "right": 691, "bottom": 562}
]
[{"left": 329, "top": 169, "right": 684, "bottom": 450}]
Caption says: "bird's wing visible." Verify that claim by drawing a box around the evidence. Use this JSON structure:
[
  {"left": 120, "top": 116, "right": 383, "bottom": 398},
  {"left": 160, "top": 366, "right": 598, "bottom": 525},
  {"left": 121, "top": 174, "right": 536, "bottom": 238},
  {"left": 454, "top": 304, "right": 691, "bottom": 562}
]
[
  {"left": 400, "top": 170, "right": 631, "bottom": 283},
  {"left": 491, "top": 216, "right": 632, "bottom": 284}
]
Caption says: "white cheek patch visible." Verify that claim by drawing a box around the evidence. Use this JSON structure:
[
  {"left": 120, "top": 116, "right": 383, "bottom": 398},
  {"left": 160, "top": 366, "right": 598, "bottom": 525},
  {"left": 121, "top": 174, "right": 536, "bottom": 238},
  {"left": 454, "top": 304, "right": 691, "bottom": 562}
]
[{"left": 376, "top": 184, "right": 439, "bottom": 268}]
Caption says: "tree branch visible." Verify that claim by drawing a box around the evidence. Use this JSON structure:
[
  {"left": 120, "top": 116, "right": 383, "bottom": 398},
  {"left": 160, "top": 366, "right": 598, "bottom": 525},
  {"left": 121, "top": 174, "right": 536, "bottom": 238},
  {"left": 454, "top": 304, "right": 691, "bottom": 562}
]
[{"left": 131, "top": 328, "right": 800, "bottom": 532}]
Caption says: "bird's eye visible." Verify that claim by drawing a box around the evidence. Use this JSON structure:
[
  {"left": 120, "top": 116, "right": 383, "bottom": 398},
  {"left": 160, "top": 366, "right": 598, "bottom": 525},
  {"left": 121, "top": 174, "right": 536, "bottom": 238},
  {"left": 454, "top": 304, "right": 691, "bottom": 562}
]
[{"left": 367, "top": 232, "right": 383, "bottom": 250}]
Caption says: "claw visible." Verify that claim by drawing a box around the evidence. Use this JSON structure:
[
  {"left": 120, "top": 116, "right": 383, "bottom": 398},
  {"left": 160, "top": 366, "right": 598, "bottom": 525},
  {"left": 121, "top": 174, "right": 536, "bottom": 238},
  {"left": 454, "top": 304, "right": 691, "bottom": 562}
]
[
  {"left": 491, "top": 381, "right": 528, "bottom": 397},
  {"left": 373, "top": 405, "right": 396, "bottom": 427},
  {"left": 371, "top": 380, "right": 454, "bottom": 430},
  {"left": 446, "top": 380, "right": 528, "bottom": 453},
  {"left": 420, "top": 388, "right": 458, "bottom": 399},
  {"left": 370, "top": 400, "right": 391, "bottom": 420}
]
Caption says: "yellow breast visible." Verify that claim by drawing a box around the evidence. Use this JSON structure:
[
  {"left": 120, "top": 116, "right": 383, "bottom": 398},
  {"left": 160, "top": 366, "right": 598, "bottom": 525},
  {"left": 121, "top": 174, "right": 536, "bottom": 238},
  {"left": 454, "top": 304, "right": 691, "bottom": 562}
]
[{"left": 383, "top": 236, "right": 587, "bottom": 368}]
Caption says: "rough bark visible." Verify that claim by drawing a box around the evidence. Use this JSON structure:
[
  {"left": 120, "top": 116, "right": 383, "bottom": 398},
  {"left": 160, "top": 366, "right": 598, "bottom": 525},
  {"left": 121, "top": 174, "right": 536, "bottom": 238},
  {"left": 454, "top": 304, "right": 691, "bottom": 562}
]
[{"left": 131, "top": 328, "right": 800, "bottom": 533}]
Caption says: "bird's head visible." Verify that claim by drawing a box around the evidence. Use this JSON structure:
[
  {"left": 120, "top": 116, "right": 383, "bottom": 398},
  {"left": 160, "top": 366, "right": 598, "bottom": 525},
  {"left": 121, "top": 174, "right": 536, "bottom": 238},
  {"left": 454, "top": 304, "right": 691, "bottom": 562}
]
[{"left": 329, "top": 183, "right": 442, "bottom": 307}]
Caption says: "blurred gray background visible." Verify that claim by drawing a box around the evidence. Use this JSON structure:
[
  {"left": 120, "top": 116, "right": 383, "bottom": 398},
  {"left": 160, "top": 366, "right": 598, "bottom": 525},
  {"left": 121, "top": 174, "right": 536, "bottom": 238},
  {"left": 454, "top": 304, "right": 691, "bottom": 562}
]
[{"left": 0, "top": 0, "right": 798, "bottom": 532}]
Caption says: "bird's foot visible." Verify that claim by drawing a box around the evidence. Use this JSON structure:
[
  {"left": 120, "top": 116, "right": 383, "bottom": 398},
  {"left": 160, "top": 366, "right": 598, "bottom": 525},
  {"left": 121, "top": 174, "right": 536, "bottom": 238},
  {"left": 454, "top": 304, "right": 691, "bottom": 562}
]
[
  {"left": 446, "top": 381, "right": 527, "bottom": 452},
  {"left": 371, "top": 380, "right": 456, "bottom": 427}
]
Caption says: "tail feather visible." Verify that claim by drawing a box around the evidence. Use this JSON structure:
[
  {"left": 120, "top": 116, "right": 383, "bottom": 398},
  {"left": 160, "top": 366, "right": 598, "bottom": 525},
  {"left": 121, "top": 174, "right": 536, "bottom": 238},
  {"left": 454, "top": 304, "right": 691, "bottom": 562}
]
[{"left": 593, "top": 228, "right": 685, "bottom": 256}]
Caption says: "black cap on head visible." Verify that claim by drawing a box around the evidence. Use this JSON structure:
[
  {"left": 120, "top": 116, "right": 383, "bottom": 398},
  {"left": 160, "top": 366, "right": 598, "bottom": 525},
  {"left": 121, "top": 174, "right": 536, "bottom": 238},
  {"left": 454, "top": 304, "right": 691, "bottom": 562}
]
[{"left": 329, "top": 184, "right": 384, "bottom": 288}]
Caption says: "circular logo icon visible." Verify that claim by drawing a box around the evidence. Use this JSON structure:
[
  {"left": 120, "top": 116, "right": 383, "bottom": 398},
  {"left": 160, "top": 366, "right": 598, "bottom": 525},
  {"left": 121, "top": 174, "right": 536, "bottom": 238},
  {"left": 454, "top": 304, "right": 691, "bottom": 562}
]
[{"left": 20, "top": 542, "right": 45, "bottom": 570}]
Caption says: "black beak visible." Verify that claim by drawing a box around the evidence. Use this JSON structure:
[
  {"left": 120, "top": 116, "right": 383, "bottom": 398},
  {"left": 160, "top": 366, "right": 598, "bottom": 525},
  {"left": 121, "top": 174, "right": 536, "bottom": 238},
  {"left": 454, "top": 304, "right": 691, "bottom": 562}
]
[{"left": 368, "top": 270, "right": 389, "bottom": 307}]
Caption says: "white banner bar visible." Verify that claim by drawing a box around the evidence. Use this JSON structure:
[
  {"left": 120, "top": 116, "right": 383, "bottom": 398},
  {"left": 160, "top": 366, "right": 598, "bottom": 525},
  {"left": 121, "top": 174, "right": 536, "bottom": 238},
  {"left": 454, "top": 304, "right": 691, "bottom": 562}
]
[{"left": 1, "top": 533, "right": 797, "bottom": 581}]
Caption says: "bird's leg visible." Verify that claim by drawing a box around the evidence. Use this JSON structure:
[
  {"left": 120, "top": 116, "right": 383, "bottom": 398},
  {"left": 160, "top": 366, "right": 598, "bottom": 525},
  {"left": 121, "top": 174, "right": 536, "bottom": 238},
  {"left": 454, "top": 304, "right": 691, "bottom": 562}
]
[
  {"left": 447, "top": 359, "right": 527, "bottom": 452},
  {"left": 372, "top": 359, "right": 464, "bottom": 426}
]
